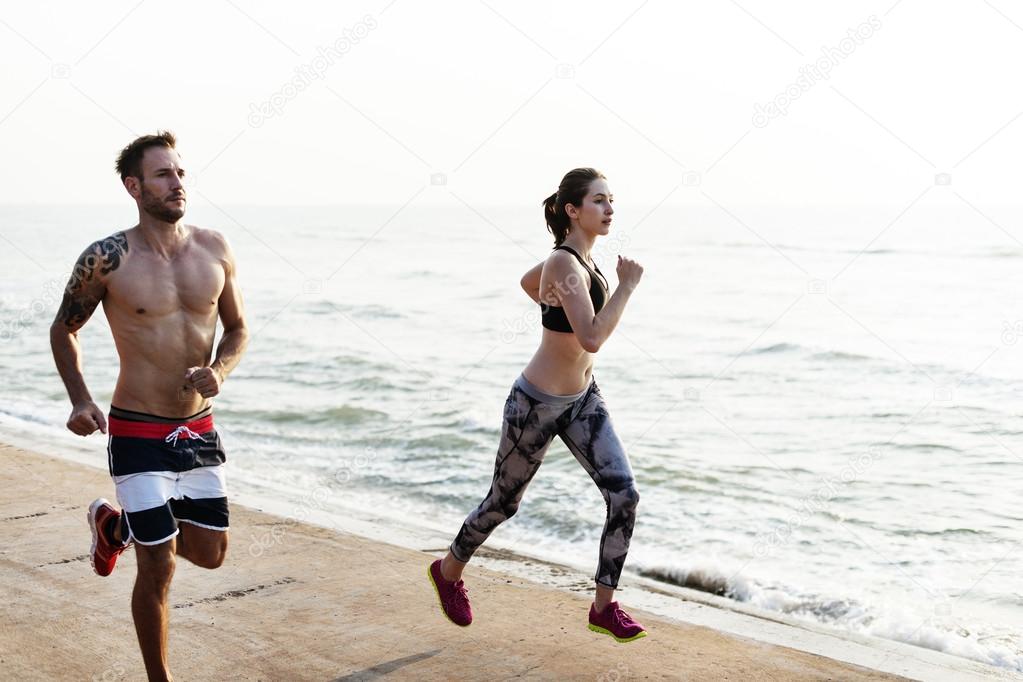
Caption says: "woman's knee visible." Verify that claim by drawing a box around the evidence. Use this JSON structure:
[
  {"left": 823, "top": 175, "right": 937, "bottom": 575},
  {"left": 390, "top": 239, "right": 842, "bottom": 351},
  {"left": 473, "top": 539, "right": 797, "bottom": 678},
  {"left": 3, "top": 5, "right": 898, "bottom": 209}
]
[
  {"left": 501, "top": 498, "right": 522, "bottom": 520},
  {"left": 477, "top": 490, "right": 521, "bottom": 522},
  {"left": 615, "top": 484, "right": 640, "bottom": 513}
]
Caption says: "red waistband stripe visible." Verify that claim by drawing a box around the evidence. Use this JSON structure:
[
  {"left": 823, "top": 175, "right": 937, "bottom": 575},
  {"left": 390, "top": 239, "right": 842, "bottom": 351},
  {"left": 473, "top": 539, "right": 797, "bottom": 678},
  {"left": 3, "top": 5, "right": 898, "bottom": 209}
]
[{"left": 108, "top": 414, "right": 214, "bottom": 440}]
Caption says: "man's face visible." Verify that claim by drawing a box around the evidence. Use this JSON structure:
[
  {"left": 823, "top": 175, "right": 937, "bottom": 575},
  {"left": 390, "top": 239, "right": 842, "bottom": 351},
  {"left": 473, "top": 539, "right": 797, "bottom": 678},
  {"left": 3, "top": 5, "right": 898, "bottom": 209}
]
[{"left": 134, "top": 147, "right": 186, "bottom": 222}]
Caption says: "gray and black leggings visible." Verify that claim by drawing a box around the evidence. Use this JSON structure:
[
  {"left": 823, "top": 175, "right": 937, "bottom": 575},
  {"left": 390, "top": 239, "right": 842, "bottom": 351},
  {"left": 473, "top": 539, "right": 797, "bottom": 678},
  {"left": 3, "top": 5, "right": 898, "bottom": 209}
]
[{"left": 451, "top": 374, "right": 639, "bottom": 588}]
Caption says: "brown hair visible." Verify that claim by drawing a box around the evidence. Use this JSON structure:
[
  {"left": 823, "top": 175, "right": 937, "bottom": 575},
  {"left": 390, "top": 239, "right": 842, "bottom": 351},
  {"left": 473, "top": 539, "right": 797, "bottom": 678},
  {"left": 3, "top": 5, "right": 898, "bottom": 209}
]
[
  {"left": 541, "top": 167, "right": 606, "bottom": 247},
  {"left": 115, "top": 130, "right": 177, "bottom": 181}
]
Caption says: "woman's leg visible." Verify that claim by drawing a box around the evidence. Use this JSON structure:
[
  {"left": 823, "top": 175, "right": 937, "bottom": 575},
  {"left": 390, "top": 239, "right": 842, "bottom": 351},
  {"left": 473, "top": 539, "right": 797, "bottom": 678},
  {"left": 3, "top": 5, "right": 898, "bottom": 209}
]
[
  {"left": 445, "top": 385, "right": 560, "bottom": 580},
  {"left": 559, "top": 384, "right": 640, "bottom": 609}
]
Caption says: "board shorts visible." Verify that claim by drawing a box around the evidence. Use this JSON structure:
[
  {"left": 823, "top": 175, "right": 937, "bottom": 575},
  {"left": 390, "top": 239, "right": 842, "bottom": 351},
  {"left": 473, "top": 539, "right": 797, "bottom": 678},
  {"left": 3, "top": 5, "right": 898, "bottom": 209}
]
[{"left": 107, "top": 405, "right": 229, "bottom": 546}]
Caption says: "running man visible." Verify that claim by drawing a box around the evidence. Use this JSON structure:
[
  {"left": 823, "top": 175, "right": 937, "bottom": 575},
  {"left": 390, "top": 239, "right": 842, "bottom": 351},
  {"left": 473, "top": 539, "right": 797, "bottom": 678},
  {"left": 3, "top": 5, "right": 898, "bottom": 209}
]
[
  {"left": 49, "top": 131, "right": 248, "bottom": 681},
  {"left": 429, "top": 168, "right": 647, "bottom": 642}
]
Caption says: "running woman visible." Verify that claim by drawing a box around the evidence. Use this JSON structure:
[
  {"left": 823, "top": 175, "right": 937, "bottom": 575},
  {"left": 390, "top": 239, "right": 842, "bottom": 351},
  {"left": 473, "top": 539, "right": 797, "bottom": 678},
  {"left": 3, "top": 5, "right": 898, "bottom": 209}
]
[
  {"left": 49, "top": 131, "right": 248, "bottom": 681},
  {"left": 428, "top": 168, "right": 646, "bottom": 642}
]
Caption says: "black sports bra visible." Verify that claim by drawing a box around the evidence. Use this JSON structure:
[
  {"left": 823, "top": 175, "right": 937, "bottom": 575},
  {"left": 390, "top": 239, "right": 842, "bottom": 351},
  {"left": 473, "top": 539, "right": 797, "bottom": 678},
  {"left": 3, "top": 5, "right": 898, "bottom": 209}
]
[{"left": 540, "top": 245, "right": 609, "bottom": 333}]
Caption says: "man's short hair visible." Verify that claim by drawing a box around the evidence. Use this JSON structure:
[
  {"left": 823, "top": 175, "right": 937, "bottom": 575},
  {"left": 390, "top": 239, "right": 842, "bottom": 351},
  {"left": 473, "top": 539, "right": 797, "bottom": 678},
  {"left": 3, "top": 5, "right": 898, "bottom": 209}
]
[{"left": 115, "top": 130, "right": 177, "bottom": 181}]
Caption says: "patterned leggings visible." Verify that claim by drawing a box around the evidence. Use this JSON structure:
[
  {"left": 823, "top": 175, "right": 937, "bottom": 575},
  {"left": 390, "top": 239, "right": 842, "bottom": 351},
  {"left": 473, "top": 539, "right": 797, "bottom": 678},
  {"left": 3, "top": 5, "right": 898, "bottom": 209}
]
[{"left": 451, "top": 374, "right": 639, "bottom": 588}]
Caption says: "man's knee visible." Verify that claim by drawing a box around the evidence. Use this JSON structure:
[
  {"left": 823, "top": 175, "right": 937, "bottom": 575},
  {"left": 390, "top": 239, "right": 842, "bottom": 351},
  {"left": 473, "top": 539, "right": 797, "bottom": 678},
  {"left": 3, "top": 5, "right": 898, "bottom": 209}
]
[
  {"left": 136, "top": 544, "right": 176, "bottom": 587},
  {"left": 191, "top": 534, "right": 228, "bottom": 570},
  {"left": 196, "top": 546, "right": 227, "bottom": 569}
]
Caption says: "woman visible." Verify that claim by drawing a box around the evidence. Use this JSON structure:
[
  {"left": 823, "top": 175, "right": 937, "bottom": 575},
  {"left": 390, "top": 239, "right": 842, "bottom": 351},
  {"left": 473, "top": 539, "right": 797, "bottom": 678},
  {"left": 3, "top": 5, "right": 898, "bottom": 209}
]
[{"left": 428, "top": 168, "right": 647, "bottom": 642}]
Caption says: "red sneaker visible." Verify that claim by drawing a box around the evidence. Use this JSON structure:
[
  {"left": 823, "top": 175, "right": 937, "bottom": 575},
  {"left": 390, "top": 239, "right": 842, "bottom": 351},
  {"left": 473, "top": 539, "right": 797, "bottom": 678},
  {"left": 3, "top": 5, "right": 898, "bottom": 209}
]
[
  {"left": 588, "top": 601, "right": 647, "bottom": 642},
  {"left": 428, "top": 559, "right": 472, "bottom": 626},
  {"left": 87, "top": 498, "right": 130, "bottom": 577}
]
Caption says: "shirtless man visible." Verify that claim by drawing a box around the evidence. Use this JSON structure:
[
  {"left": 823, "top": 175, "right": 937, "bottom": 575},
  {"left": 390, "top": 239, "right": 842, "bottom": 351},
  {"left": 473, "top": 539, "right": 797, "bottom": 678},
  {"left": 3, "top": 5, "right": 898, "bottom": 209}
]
[{"left": 49, "top": 131, "right": 248, "bottom": 682}]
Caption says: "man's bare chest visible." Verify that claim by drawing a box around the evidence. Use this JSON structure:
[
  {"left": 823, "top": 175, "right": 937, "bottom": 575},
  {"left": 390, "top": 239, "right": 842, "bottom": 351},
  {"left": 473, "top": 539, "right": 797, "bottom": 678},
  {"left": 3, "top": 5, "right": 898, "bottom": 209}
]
[{"left": 106, "top": 256, "right": 224, "bottom": 317}]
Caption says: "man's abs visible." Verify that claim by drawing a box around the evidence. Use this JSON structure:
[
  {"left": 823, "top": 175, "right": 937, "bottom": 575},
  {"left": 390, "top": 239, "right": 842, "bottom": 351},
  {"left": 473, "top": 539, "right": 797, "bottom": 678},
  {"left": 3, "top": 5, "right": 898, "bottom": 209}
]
[{"left": 109, "top": 315, "right": 218, "bottom": 417}]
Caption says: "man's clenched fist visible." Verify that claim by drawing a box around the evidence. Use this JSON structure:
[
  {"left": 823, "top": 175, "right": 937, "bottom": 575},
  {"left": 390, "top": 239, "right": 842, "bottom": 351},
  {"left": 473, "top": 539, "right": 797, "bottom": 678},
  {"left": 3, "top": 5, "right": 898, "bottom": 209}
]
[
  {"left": 67, "top": 401, "right": 107, "bottom": 436},
  {"left": 186, "top": 366, "right": 223, "bottom": 398}
]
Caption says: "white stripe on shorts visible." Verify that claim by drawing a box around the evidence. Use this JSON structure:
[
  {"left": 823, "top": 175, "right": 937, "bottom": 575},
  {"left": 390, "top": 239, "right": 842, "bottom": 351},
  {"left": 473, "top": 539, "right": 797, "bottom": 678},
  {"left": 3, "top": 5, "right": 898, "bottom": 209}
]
[{"left": 113, "top": 465, "right": 227, "bottom": 514}]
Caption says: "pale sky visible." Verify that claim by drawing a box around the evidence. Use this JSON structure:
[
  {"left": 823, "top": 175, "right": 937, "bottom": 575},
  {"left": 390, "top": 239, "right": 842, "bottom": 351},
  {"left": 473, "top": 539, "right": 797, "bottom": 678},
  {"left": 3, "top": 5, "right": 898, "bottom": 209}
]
[{"left": 1, "top": 0, "right": 1021, "bottom": 208}]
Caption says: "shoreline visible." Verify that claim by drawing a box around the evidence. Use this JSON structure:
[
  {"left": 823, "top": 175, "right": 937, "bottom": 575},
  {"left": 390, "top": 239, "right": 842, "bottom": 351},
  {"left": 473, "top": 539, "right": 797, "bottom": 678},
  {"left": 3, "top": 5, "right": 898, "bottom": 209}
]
[{"left": 0, "top": 440, "right": 1013, "bottom": 680}]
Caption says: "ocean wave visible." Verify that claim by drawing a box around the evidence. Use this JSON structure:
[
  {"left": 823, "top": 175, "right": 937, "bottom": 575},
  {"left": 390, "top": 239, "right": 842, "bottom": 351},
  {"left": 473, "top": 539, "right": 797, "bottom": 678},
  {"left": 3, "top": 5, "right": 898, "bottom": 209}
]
[
  {"left": 300, "top": 300, "right": 405, "bottom": 319},
  {"left": 638, "top": 562, "right": 1023, "bottom": 672},
  {"left": 807, "top": 350, "right": 872, "bottom": 362},
  {"left": 719, "top": 241, "right": 909, "bottom": 256},
  {"left": 217, "top": 404, "right": 388, "bottom": 426},
  {"left": 865, "top": 619, "right": 1023, "bottom": 672},
  {"left": 343, "top": 431, "right": 480, "bottom": 454},
  {"left": 635, "top": 565, "right": 732, "bottom": 596},
  {"left": 403, "top": 433, "right": 481, "bottom": 452},
  {"left": 717, "top": 241, "right": 1021, "bottom": 262},
  {"left": 0, "top": 406, "right": 58, "bottom": 427},
  {"left": 889, "top": 442, "right": 963, "bottom": 453},
  {"left": 246, "top": 354, "right": 402, "bottom": 377},
  {"left": 748, "top": 342, "right": 801, "bottom": 355},
  {"left": 339, "top": 375, "right": 418, "bottom": 393},
  {"left": 889, "top": 527, "right": 987, "bottom": 538},
  {"left": 745, "top": 344, "right": 876, "bottom": 364},
  {"left": 979, "top": 248, "right": 1023, "bottom": 258}
]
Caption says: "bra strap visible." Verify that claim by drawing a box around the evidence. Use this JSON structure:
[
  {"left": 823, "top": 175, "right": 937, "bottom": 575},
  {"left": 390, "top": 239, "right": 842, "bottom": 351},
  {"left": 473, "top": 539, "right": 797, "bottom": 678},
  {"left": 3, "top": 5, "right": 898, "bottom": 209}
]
[{"left": 555, "top": 245, "right": 607, "bottom": 289}]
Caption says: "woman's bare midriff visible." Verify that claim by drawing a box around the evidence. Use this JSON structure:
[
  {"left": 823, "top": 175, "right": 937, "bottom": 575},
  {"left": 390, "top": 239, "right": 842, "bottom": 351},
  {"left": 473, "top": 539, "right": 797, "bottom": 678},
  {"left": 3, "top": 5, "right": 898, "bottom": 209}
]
[{"left": 521, "top": 329, "right": 595, "bottom": 395}]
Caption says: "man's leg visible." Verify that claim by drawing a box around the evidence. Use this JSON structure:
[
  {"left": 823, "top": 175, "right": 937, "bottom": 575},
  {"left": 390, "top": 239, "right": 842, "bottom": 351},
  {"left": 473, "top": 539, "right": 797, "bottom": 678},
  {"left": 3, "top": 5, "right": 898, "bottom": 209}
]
[
  {"left": 168, "top": 492, "right": 229, "bottom": 569},
  {"left": 132, "top": 541, "right": 176, "bottom": 682},
  {"left": 176, "top": 522, "right": 228, "bottom": 569}
]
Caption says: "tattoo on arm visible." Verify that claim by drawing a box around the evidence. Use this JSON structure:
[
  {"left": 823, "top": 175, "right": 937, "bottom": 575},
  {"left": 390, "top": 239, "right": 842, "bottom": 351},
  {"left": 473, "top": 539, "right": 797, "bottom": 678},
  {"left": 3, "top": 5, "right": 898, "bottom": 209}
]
[{"left": 55, "top": 232, "right": 129, "bottom": 330}]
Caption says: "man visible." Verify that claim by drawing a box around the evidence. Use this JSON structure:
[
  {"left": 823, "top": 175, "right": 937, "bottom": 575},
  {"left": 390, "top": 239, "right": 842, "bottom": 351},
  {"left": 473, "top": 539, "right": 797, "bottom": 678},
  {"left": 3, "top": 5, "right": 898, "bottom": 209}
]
[{"left": 49, "top": 131, "right": 248, "bottom": 682}]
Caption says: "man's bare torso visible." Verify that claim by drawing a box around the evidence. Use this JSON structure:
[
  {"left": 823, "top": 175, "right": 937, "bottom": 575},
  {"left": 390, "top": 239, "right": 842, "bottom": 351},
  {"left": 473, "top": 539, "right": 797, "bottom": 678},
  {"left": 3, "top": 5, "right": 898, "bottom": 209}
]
[{"left": 80, "top": 225, "right": 230, "bottom": 417}]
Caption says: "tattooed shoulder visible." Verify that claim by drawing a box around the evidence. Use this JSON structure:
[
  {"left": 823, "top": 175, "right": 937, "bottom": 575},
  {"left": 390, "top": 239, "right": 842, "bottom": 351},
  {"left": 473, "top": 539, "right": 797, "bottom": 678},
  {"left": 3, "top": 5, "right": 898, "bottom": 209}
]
[
  {"left": 69, "top": 232, "right": 129, "bottom": 285},
  {"left": 96, "top": 231, "right": 129, "bottom": 275},
  {"left": 55, "top": 232, "right": 130, "bottom": 330}
]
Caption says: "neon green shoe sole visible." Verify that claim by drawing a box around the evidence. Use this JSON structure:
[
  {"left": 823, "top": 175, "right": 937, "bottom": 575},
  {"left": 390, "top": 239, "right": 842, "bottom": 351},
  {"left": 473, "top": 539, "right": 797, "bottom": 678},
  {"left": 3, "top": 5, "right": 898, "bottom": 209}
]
[{"left": 588, "top": 623, "right": 648, "bottom": 643}]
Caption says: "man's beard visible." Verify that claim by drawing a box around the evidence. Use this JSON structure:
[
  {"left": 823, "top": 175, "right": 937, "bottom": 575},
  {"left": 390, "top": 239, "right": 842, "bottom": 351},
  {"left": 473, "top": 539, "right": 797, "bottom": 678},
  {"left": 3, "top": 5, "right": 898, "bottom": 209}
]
[{"left": 140, "top": 184, "right": 185, "bottom": 222}]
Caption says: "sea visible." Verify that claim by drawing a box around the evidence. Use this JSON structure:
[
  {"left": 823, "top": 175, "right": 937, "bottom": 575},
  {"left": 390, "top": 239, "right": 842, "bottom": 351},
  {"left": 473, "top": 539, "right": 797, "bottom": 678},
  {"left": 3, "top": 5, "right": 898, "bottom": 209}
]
[{"left": 1, "top": 200, "right": 1020, "bottom": 673}]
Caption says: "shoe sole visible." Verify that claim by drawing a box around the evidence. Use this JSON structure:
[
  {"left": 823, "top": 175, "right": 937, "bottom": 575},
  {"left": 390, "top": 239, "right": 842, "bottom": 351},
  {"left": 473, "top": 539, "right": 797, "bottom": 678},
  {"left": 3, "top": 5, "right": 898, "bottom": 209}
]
[
  {"left": 87, "top": 498, "right": 113, "bottom": 577},
  {"left": 427, "top": 562, "right": 471, "bottom": 627},
  {"left": 588, "top": 623, "right": 648, "bottom": 643}
]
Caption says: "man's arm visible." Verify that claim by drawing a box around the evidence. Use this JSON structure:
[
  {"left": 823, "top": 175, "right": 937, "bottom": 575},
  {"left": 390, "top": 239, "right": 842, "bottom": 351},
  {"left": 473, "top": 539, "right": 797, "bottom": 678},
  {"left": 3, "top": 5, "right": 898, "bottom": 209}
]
[
  {"left": 49, "top": 233, "right": 128, "bottom": 435},
  {"left": 520, "top": 261, "right": 544, "bottom": 303},
  {"left": 187, "top": 235, "right": 249, "bottom": 398}
]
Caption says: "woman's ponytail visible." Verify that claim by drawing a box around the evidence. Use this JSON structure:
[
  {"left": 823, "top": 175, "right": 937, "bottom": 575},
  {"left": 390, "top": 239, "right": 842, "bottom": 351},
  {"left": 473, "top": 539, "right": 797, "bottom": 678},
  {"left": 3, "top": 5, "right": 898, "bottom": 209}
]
[{"left": 542, "top": 191, "right": 569, "bottom": 246}]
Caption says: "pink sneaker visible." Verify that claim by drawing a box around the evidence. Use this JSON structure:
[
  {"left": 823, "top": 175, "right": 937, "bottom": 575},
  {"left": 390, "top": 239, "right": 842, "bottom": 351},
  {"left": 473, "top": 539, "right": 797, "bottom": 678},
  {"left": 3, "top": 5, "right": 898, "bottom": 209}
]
[
  {"left": 428, "top": 559, "right": 472, "bottom": 626},
  {"left": 87, "top": 498, "right": 131, "bottom": 577},
  {"left": 588, "top": 601, "right": 647, "bottom": 642}
]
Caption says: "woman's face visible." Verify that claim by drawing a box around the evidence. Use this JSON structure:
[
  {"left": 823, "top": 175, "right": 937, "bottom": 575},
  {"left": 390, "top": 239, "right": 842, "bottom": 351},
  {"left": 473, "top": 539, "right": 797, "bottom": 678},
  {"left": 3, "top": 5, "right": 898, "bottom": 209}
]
[{"left": 567, "top": 178, "right": 614, "bottom": 237}]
